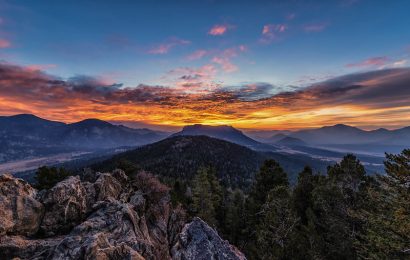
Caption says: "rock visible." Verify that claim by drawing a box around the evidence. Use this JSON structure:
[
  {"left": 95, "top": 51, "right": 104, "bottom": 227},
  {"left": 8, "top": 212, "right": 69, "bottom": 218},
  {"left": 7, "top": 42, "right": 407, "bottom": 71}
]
[
  {"left": 168, "top": 205, "right": 187, "bottom": 247},
  {"left": 40, "top": 175, "right": 87, "bottom": 236},
  {"left": 0, "top": 235, "right": 61, "bottom": 260},
  {"left": 93, "top": 173, "right": 124, "bottom": 202},
  {"left": 0, "top": 174, "right": 44, "bottom": 236},
  {"left": 50, "top": 201, "right": 160, "bottom": 259},
  {"left": 171, "top": 217, "right": 247, "bottom": 260},
  {"left": 0, "top": 171, "right": 246, "bottom": 260}
]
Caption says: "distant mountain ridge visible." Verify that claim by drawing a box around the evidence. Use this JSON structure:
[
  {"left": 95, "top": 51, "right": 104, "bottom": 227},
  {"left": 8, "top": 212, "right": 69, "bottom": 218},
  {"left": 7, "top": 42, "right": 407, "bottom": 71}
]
[
  {"left": 289, "top": 124, "right": 410, "bottom": 146},
  {"left": 172, "top": 124, "right": 274, "bottom": 150},
  {"left": 0, "top": 114, "right": 168, "bottom": 163}
]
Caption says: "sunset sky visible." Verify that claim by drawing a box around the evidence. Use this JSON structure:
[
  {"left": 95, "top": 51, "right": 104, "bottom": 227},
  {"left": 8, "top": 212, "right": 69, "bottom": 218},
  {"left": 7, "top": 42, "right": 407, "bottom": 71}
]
[{"left": 0, "top": 0, "right": 409, "bottom": 130}]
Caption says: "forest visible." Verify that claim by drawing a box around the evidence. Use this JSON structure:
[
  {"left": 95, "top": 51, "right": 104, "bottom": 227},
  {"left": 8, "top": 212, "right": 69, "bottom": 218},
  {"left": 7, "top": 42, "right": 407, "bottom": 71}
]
[{"left": 35, "top": 149, "right": 410, "bottom": 259}]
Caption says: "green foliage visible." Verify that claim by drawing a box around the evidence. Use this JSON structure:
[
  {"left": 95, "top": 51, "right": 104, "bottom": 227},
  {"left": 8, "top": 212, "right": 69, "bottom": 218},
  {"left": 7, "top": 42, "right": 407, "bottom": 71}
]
[
  {"left": 224, "top": 189, "right": 246, "bottom": 245},
  {"left": 244, "top": 159, "right": 290, "bottom": 258},
  {"left": 115, "top": 158, "right": 140, "bottom": 176},
  {"left": 256, "top": 186, "right": 297, "bottom": 259},
  {"left": 34, "top": 166, "right": 72, "bottom": 190},
  {"left": 163, "top": 150, "right": 410, "bottom": 260},
  {"left": 355, "top": 149, "right": 410, "bottom": 259},
  {"left": 191, "top": 166, "right": 223, "bottom": 228}
]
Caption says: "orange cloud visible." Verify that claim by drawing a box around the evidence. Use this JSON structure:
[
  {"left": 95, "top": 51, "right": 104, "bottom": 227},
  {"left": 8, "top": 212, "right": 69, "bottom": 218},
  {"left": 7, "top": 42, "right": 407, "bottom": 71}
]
[
  {"left": 0, "top": 62, "right": 409, "bottom": 130},
  {"left": 208, "top": 24, "right": 230, "bottom": 36},
  {"left": 148, "top": 37, "right": 190, "bottom": 54}
]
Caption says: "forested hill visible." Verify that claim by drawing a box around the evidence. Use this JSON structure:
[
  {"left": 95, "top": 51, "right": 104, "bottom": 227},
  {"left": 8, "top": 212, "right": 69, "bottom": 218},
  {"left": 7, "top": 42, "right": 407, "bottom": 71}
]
[
  {"left": 92, "top": 135, "right": 330, "bottom": 187},
  {"left": 92, "top": 135, "right": 263, "bottom": 188}
]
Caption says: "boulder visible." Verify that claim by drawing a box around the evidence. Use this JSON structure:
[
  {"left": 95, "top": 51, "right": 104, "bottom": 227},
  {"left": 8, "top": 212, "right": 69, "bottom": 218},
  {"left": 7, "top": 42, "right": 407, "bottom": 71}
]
[
  {"left": 171, "top": 217, "right": 247, "bottom": 260},
  {"left": 40, "top": 175, "right": 87, "bottom": 236},
  {"left": 0, "top": 174, "right": 44, "bottom": 236}
]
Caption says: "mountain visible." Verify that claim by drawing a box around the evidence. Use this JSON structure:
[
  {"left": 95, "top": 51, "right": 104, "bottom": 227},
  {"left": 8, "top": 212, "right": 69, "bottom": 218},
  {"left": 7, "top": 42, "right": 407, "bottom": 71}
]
[
  {"left": 267, "top": 133, "right": 289, "bottom": 143},
  {"left": 275, "top": 136, "right": 307, "bottom": 146},
  {"left": 290, "top": 124, "right": 410, "bottom": 146},
  {"left": 244, "top": 129, "right": 293, "bottom": 141},
  {"left": 93, "top": 135, "right": 263, "bottom": 188},
  {"left": 172, "top": 124, "right": 274, "bottom": 150},
  {"left": 92, "top": 135, "right": 333, "bottom": 186},
  {"left": 0, "top": 114, "right": 168, "bottom": 163},
  {"left": 61, "top": 119, "right": 165, "bottom": 149}
]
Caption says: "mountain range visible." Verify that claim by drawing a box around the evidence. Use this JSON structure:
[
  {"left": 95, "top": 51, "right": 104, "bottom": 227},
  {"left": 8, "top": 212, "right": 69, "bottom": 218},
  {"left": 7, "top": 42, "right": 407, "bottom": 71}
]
[
  {"left": 1, "top": 113, "right": 407, "bottom": 177},
  {"left": 247, "top": 124, "right": 410, "bottom": 156},
  {"left": 0, "top": 114, "right": 167, "bottom": 163}
]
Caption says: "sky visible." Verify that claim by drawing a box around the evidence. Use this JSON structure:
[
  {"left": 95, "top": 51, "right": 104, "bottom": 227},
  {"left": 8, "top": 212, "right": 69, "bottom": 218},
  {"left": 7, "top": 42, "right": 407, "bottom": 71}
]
[{"left": 0, "top": 0, "right": 409, "bottom": 130}]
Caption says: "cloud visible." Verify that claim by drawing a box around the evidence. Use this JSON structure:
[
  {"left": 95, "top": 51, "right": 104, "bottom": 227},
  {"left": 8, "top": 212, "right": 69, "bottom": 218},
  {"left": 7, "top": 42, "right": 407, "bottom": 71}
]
[
  {"left": 208, "top": 24, "right": 231, "bottom": 36},
  {"left": 260, "top": 24, "right": 287, "bottom": 43},
  {"left": 211, "top": 45, "right": 246, "bottom": 72},
  {"left": 346, "top": 56, "right": 389, "bottom": 68},
  {"left": 186, "top": 49, "right": 208, "bottom": 60},
  {"left": 0, "top": 62, "right": 409, "bottom": 129},
  {"left": 166, "top": 64, "right": 219, "bottom": 93},
  {"left": 303, "top": 23, "right": 328, "bottom": 32},
  {"left": 392, "top": 59, "right": 407, "bottom": 67},
  {"left": 148, "top": 37, "right": 190, "bottom": 54},
  {"left": 26, "top": 64, "right": 57, "bottom": 71},
  {"left": 0, "top": 39, "right": 11, "bottom": 48}
]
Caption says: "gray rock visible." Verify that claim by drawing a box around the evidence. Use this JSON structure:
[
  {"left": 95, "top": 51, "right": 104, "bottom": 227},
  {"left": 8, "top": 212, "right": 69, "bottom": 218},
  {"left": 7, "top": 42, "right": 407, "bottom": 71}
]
[
  {"left": 0, "top": 171, "right": 246, "bottom": 260},
  {"left": 171, "top": 217, "right": 247, "bottom": 260},
  {"left": 0, "top": 174, "right": 44, "bottom": 236},
  {"left": 40, "top": 176, "right": 87, "bottom": 236}
]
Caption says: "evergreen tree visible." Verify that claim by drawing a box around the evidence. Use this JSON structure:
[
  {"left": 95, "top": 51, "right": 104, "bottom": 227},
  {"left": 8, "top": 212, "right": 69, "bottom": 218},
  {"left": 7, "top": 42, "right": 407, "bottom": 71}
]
[
  {"left": 190, "top": 166, "right": 223, "bottom": 228},
  {"left": 256, "top": 186, "right": 297, "bottom": 259},
  {"left": 224, "top": 189, "right": 246, "bottom": 245},
  {"left": 357, "top": 149, "right": 410, "bottom": 258},
  {"left": 244, "top": 159, "right": 289, "bottom": 258},
  {"left": 35, "top": 166, "right": 71, "bottom": 190}
]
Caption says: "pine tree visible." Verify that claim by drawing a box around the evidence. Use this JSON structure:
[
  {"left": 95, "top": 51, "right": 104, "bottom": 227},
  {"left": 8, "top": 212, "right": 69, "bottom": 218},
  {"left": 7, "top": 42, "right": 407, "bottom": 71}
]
[
  {"left": 357, "top": 149, "right": 410, "bottom": 258},
  {"left": 256, "top": 186, "right": 297, "bottom": 259},
  {"left": 244, "top": 159, "right": 289, "bottom": 258}
]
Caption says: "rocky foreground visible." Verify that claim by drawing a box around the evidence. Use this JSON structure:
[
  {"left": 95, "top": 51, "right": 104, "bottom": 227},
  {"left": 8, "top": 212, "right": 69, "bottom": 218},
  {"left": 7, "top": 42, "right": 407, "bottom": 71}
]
[{"left": 0, "top": 170, "right": 246, "bottom": 260}]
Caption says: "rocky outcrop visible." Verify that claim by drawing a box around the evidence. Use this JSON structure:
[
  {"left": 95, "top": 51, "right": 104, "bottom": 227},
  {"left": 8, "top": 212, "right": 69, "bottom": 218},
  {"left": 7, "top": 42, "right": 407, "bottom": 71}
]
[
  {"left": 0, "top": 174, "right": 44, "bottom": 236},
  {"left": 39, "top": 176, "right": 88, "bottom": 236},
  {"left": 172, "top": 218, "right": 246, "bottom": 260},
  {"left": 0, "top": 171, "right": 246, "bottom": 260}
]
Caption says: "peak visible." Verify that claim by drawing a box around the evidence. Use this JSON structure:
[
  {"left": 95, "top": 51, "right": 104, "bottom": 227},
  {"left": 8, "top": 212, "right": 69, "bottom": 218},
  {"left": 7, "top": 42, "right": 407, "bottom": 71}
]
[
  {"left": 10, "top": 114, "right": 42, "bottom": 120},
  {"left": 74, "top": 118, "right": 112, "bottom": 126},
  {"left": 183, "top": 124, "right": 234, "bottom": 130},
  {"left": 332, "top": 124, "right": 352, "bottom": 128},
  {"left": 320, "top": 124, "right": 361, "bottom": 131}
]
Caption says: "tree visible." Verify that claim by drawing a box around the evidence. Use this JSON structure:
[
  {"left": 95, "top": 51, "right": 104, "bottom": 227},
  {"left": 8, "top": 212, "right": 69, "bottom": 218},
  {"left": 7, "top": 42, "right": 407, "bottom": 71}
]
[
  {"left": 191, "top": 166, "right": 223, "bottom": 228},
  {"left": 292, "top": 166, "right": 317, "bottom": 225},
  {"left": 357, "top": 149, "right": 410, "bottom": 258},
  {"left": 256, "top": 186, "right": 298, "bottom": 259},
  {"left": 224, "top": 189, "right": 246, "bottom": 245},
  {"left": 34, "top": 166, "right": 72, "bottom": 190},
  {"left": 244, "top": 159, "right": 289, "bottom": 258}
]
